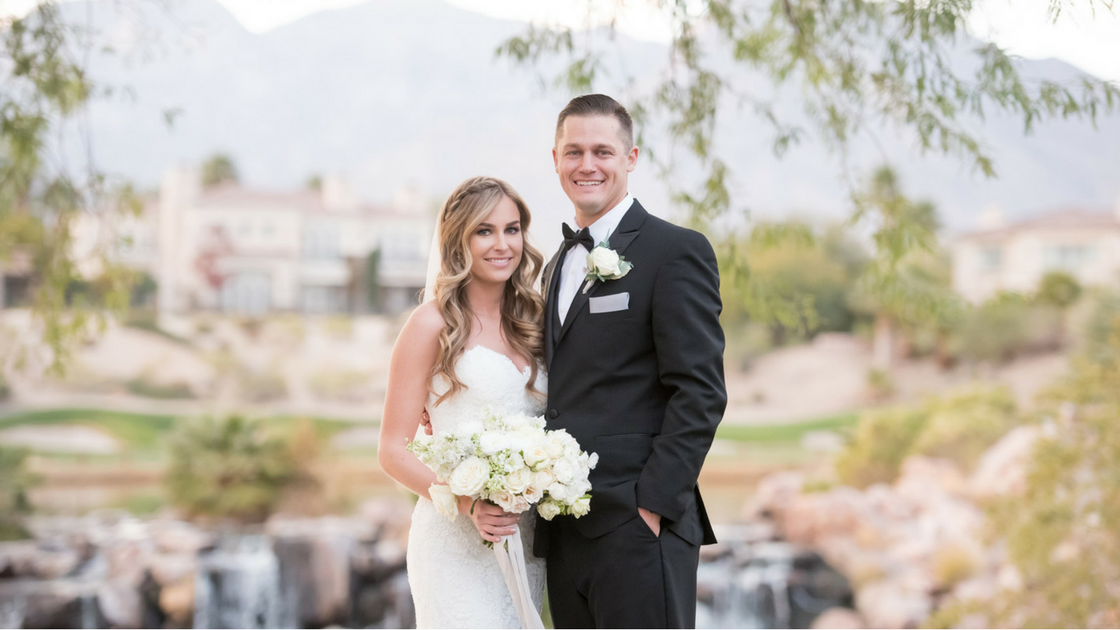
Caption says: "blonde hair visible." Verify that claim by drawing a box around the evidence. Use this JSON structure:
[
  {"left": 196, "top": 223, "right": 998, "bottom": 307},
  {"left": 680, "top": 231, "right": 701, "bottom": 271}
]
[{"left": 429, "top": 176, "right": 545, "bottom": 405}]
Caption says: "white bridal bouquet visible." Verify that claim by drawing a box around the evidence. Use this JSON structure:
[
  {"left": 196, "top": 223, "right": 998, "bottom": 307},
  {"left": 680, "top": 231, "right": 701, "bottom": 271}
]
[{"left": 407, "top": 408, "right": 598, "bottom": 524}]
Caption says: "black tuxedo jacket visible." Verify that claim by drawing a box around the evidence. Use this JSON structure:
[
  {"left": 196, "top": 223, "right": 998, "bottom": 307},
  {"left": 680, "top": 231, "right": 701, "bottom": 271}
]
[{"left": 535, "top": 200, "right": 726, "bottom": 555}]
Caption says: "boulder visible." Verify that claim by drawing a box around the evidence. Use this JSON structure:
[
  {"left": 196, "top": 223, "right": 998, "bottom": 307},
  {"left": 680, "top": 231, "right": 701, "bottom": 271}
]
[
  {"left": 98, "top": 578, "right": 144, "bottom": 629},
  {"left": 895, "top": 456, "right": 966, "bottom": 499},
  {"left": 274, "top": 529, "right": 353, "bottom": 628},
  {"left": 159, "top": 578, "right": 195, "bottom": 625},
  {"left": 855, "top": 579, "right": 931, "bottom": 629},
  {"left": 811, "top": 607, "right": 867, "bottom": 629},
  {"left": 104, "top": 539, "right": 155, "bottom": 587},
  {"left": 30, "top": 548, "right": 80, "bottom": 580},
  {"left": 970, "top": 425, "right": 1041, "bottom": 500},
  {"left": 0, "top": 541, "right": 38, "bottom": 578},
  {"left": 149, "top": 552, "right": 198, "bottom": 586}
]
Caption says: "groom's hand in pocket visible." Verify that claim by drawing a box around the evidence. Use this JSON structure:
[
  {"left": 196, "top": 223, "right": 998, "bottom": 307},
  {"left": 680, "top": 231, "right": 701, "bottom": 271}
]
[{"left": 638, "top": 507, "right": 661, "bottom": 537}]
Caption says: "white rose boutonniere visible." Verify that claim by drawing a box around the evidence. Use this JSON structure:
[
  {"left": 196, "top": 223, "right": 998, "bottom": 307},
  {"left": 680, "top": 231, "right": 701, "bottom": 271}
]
[{"left": 582, "top": 240, "right": 633, "bottom": 294}]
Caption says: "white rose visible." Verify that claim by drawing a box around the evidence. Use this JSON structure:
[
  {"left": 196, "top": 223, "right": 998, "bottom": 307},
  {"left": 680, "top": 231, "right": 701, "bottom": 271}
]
[
  {"left": 510, "top": 495, "right": 531, "bottom": 514},
  {"left": 523, "top": 482, "right": 544, "bottom": 504},
  {"left": 587, "top": 247, "right": 621, "bottom": 276},
  {"left": 552, "top": 458, "right": 576, "bottom": 485},
  {"left": 479, "top": 432, "right": 509, "bottom": 455},
  {"left": 537, "top": 500, "right": 562, "bottom": 521},
  {"left": 546, "top": 435, "right": 565, "bottom": 459},
  {"left": 570, "top": 496, "right": 591, "bottom": 518},
  {"left": 533, "top": 469, "right": 556, "bottom": 490},
  {"left": 491, "top": 490, "right": 516, "bottom": 512},
  {"left": 547, "top": 481, "right": 574, "bottom": 503},
  {"left": 504, "top": 466, "right": 533, "bottom": 494},
  {"left": 587, "top": 452, "right": 599, "bottom": 470},
  {"left": 448, "top": 457, "right": 489, "bottom": 496},
  {"left": 428, "top": 484, "right": 459, "bottom": 521},
  {"left": 523, "top": 444, "right": 549, "bottom": 469}
]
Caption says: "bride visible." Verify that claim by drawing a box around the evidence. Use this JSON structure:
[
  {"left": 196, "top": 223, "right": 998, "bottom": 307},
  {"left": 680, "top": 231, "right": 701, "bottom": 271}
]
[{"left": 378, "top": 176, "right": 548, "bottom": 628}]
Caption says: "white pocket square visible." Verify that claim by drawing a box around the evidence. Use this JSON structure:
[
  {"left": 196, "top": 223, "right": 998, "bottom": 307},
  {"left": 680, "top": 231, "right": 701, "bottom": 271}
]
[{"left": 589, "top": 292, "right": 629, "bottom": 314}]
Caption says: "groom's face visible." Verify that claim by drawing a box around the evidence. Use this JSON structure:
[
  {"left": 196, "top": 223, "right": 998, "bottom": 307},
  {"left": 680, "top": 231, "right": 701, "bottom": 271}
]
[{"left": 553, "top": 114, "right": 638, "bottom": 224}]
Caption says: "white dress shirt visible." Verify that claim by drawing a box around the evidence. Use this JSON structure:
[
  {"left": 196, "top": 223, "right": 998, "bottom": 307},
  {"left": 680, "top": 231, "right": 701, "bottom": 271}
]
[{"left": 556, "top": 194, "right": 634, "bottom": 324}]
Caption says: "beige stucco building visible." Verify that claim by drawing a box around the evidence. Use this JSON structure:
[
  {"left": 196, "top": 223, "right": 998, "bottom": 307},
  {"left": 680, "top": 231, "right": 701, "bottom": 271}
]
[
  {"left": 952, "top": 202, "right": 1120, "bottom": 303},
  {"left": 69, "top": 167, "right": 432, "bottom": 315}
]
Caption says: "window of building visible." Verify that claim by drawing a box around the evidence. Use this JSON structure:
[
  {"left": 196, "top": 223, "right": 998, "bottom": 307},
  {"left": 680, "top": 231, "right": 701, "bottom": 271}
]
[
  {"left": 979, "top": 247, "right": 1002, "bottom": 272},
  {"left": 1043, "top": 244, "right": 1097, "bottom": 271}
]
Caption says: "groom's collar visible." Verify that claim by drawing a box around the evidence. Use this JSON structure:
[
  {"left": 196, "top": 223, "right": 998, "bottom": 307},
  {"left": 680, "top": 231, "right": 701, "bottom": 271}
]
[{"left": 566, "top": 194, "right": 634, "bottom": 247}]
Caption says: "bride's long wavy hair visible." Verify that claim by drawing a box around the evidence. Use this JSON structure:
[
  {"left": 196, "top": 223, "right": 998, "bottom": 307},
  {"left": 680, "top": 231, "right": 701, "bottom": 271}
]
[{"left": 428, "top": 176, "right": 545, "bottom": 406}]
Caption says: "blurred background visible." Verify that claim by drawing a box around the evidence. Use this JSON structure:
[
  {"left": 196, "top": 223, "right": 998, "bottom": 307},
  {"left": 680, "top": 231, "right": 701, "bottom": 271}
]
[{"left": 1, "top": 0, "right": 1119, "bottom": 628}]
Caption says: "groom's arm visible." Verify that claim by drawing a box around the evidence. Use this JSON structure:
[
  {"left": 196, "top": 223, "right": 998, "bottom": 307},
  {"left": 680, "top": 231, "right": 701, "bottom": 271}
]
[{"left": 636, "top": 230, "right": 727, "bottom": 525}]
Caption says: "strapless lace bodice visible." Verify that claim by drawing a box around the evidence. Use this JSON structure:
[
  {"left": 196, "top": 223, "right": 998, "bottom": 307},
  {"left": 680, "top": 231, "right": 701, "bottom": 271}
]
[
  {"left": 407, "top": 345, "right": 547, "bottom": 629},
  {"left": 427, "top": 345, "right": 547, "bottom": 433}
]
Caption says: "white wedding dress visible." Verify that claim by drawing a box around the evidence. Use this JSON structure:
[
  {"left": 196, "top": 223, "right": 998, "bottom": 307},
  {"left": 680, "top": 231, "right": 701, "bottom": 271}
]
[{"left": 406, "top": 345, "right": 548, "bottom": 629}]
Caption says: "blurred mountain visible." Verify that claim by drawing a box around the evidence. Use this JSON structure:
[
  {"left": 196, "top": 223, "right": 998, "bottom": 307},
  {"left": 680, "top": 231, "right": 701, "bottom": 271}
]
[{"left": 69, "top": 0, "right": 1120, "bottom": 237}]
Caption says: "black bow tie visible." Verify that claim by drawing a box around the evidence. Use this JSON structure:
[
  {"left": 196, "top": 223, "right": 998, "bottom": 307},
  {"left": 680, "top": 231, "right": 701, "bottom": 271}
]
[{"left": 562, "top": 224, "right": 595, "bottom": 252}]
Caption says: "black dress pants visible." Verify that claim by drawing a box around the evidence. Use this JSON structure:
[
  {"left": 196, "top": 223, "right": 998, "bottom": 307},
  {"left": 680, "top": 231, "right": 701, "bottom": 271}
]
[{"left": 547, "top": 514, "right": 700, "bottom": 629}]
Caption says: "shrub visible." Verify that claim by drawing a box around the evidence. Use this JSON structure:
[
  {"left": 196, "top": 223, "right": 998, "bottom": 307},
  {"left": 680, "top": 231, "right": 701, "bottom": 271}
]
[
  {"left": 953, "top": 294, "right": 1063, "bottom": 363},
  {"left": 165, "top": 415, "right": 303, "bottom": 521},
  {"left": 126, "top": 376, "right": 195, "bottom": 399},
  {"left": 835, "top": 407, "right": 927, "bottom": 488},
  {"left": 1035, "top": 271, "right": 1082, "bottom": 309},
  {"left": 836, "top": 387, "right": 1023, "bottom": 487},
  {"left": 238, "top": 369, "right": 287, "bottom": 403},
  {"left": 0, "top": 447, "right": 36, "bottom": 540},
  {"left": 911, "top": 388, "right": 1020, "bottom": 471}
]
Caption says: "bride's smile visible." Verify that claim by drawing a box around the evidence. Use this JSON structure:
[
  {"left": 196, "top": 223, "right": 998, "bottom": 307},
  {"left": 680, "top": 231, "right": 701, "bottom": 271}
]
[{"left": 469, "top": 195, "right": 523, "bottom": 285}]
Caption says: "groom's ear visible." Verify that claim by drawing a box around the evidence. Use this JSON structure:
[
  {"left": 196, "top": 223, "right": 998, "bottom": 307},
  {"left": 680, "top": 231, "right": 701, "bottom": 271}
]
[
  {"left": 627, "top": 145, "right": 638, "bottom": 172},
  {"left": 552, "top": 147, "right": 560, "bottom": 173}
]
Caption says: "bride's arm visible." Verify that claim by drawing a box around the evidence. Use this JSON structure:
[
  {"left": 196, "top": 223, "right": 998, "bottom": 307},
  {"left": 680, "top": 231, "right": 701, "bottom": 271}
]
[
  {"left": 378, "top": 302, "right": 444, "bottom": 498},
  {"left": 377, "top": 302, "right": 519, "bottom": 543}
]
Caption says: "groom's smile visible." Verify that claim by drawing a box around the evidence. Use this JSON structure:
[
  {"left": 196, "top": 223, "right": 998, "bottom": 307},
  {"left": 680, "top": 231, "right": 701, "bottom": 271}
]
[{"left": 553, "top": 114, "right": 639, "bottom": 226}]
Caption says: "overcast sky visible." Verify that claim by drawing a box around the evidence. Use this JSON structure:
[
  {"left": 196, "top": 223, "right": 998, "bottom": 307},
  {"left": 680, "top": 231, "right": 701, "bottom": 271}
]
[
  {"left": 213, "top": 0, "right": 1120, "bottom": 83},
  {"left": 1, "top": 0, "right": 1117, "bottom": 82}
]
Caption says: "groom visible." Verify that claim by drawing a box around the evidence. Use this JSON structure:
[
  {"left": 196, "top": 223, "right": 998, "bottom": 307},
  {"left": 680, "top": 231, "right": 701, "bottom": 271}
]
[{"left": 536, "top": 94, "right": 727, "bottom": 628}]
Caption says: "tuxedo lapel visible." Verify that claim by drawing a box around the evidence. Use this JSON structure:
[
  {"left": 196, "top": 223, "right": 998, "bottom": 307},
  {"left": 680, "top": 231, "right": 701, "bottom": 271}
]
[
  {"left": 556, "top": 202, "right": 648, "bottom": 346},
  {"left": 543, "top": 245, "right": 567, "bottom": 368}
]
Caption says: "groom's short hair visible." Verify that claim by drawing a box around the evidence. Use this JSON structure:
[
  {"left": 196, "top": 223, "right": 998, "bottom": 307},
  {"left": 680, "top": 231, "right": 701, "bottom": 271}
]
[{"left": 555, "top": 94, "right": 634, "bottom": 149}]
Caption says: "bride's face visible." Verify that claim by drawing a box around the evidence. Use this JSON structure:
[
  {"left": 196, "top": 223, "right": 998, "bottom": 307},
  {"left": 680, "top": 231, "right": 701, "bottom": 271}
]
[{"left": 468, "top": 195, "right": 523, "bottom": 286}]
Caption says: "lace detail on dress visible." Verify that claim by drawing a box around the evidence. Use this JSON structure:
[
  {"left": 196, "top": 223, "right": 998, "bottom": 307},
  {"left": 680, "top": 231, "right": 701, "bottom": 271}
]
[{"left": 406, "top": 346, "right": 547, "bottom": 629}]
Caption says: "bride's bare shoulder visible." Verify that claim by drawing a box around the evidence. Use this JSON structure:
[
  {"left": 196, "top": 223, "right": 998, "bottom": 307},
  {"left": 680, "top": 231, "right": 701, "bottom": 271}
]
[{"left": 397, "top": 301, "right": 445, "bottom": 348}]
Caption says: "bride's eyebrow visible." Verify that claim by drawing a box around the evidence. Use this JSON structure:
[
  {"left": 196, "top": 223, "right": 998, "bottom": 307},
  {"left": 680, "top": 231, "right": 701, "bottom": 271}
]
[{"left": 477, "top": 221, "right": 521, "bottom": 228}]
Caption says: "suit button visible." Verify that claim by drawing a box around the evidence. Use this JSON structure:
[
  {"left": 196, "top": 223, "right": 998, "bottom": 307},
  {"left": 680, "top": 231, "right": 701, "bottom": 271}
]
[{"left": 548, "top": 409, "right": 559, "bottom": 419}]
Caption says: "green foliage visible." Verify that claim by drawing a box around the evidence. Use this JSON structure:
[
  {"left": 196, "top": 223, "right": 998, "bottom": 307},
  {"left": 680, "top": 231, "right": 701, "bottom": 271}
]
[
  {"left": 835, "top": 406, "right": 927, "bottom": 488},
  {"left": 165, "top": 415, "right": 303, "bottom": 521},
  {"left": 0, "top": 372, "right": 10, "bottom": 402},
  {"left": 1, "top": 3, "right": 144, "bottom": 374},
  {"left": 498, "top": 0, "right": 1120, "bottom": 230},
  {"left": 721, "top": 220, "right": 863, "bottom": 343},
  {"left": 848, "top": 168, "right": 961, "bottom": 333},
  {"left": 978, "top": 321, "right": 1120, "bottom": 627},
  {"left": 0, "top": 447, "right": 37, "bottom": 540},
  {"left": 1035, "top": 270, "right": 1082, "bottom": 309},
  {"left": 201, "top": 153, "right": 238, "bottom": 187},
  {"left": 125, "top": 375, "right": 195, "bottom": 399},
  {"left": 1077, "top": 288, "right": 1120, "bottom": 365},
  {"left": 715, "top": 412, "right": 859, "bottom": 444},
  {"left": 366, "top": 248, "right": 382, "bottom": 312},
  {"left": 836, "top": 387, "right": 1021, "bottom": 487},
  {"left": 953, "top": 293, "right": 1063, "bottom": 363},
  {"left": 910, "top": 388, "right": 1019, "bottom": 470}
]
